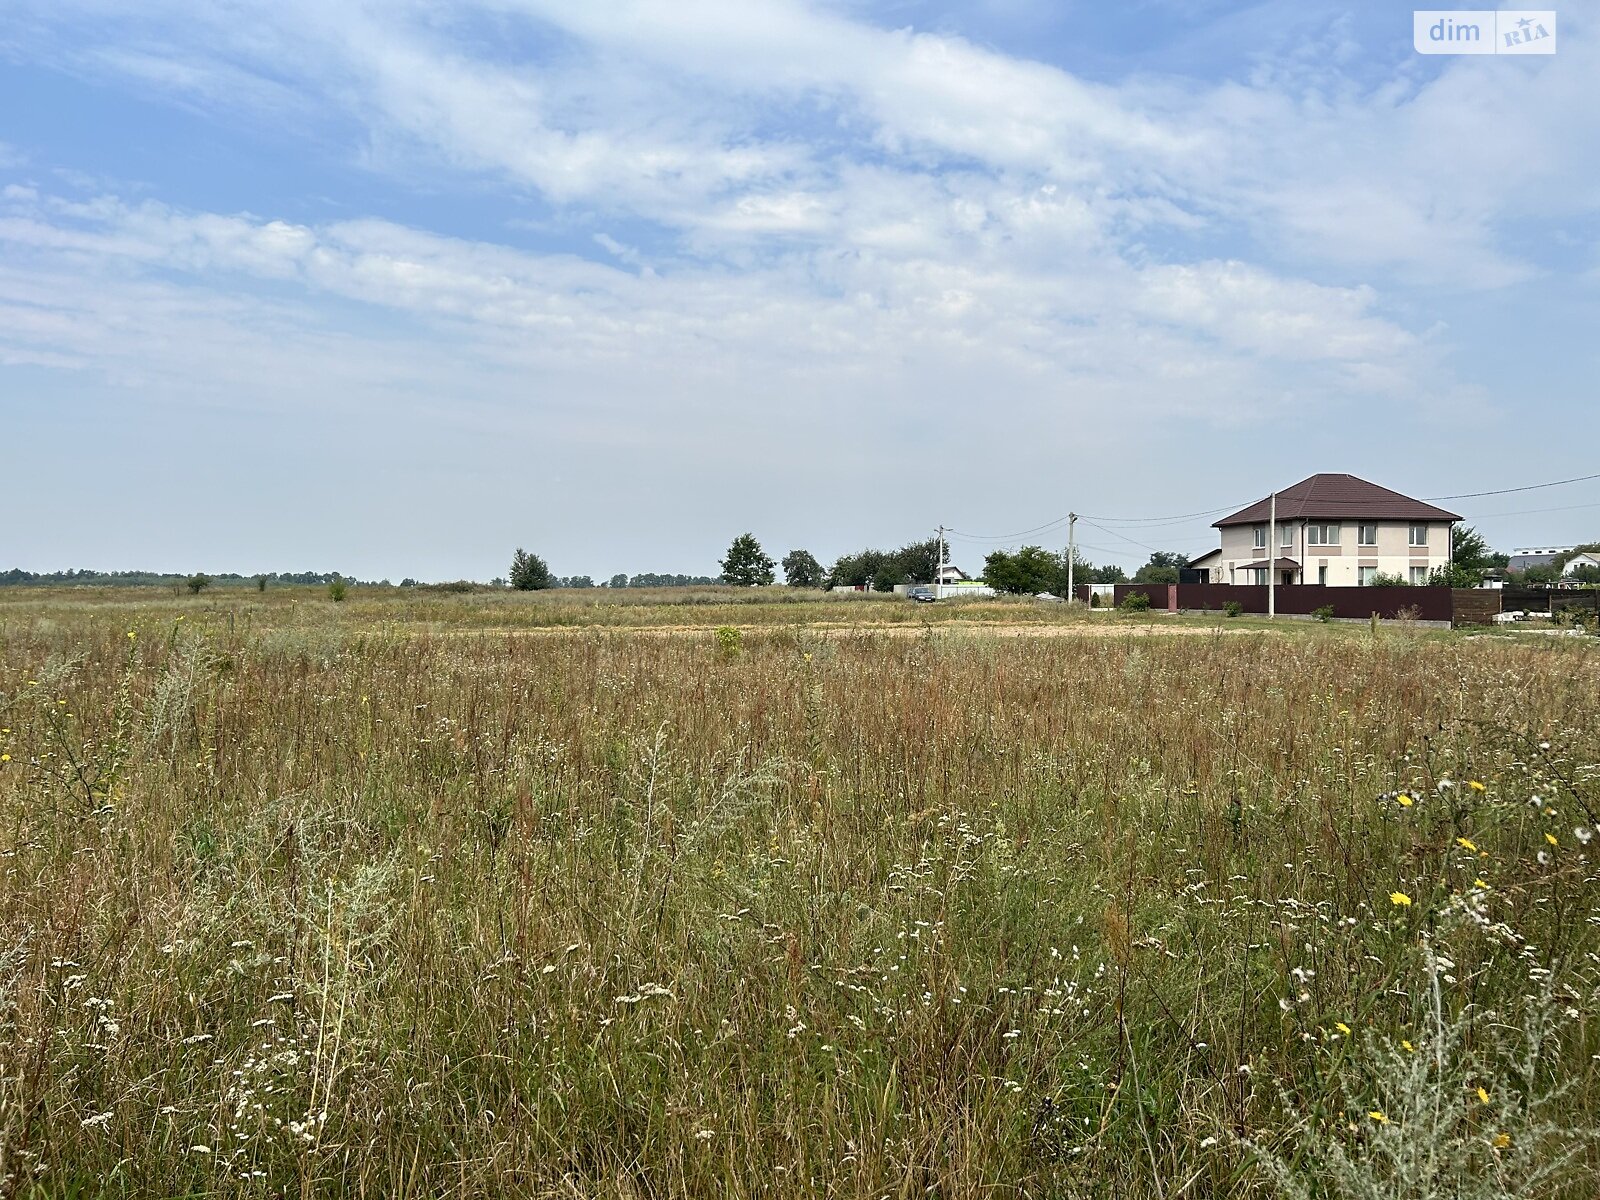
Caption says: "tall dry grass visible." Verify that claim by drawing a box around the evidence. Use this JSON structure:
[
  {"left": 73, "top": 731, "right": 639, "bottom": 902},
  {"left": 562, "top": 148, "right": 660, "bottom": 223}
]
[{"left": 0, "top": 592, "right": 1596, "bottom": 1197}]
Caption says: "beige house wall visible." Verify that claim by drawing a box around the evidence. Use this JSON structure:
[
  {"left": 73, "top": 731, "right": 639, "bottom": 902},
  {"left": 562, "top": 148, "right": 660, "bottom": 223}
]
[{"left": 1215, "top": 520, "right": 1452, "bottom": 585}]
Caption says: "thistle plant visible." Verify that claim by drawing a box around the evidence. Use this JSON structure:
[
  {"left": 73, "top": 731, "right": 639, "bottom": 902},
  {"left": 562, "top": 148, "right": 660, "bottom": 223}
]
[{"left": 1246, "top": 951, "right": 1594, "bottom": 1200}]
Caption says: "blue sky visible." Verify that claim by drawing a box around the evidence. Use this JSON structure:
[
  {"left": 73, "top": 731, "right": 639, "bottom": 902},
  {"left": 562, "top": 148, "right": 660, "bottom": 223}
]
[{"left": 2, "top": 1, "right": 1596, "bottom": 580}]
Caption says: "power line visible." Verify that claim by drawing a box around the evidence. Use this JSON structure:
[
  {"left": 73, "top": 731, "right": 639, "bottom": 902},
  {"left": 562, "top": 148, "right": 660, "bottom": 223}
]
[
  {"left": 945, "top": 515, "right": 1073, "bottom": 542},
  {"left": 1078, "top": 518, "right": 1201, "bottom": 558},
  {"left": 1077, "top": 502, "right": 1248, "bottom": 525},
  {"left": 940, "top": 521, "right": 1068, "bottom": 550},
  {"left": 947, "top": 469, "right": 1599, "bottom": 548},
  {"left": 1463, "top": 498, "right": 1600, "bottom": 520},
  {"left": 1425, "top": 471, "right": 1600, "bottom": 502}
]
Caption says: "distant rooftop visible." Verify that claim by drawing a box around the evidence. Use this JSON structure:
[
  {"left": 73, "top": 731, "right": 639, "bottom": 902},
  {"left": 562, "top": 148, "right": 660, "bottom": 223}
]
[{"left": 1215, "top": 474, "right": 1462, "bottom": 528}]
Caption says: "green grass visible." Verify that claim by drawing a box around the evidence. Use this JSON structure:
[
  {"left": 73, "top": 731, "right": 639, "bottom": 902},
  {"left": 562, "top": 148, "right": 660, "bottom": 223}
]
[{"left": 0, "top": 588, "right": 1596, "bottom": 1197}]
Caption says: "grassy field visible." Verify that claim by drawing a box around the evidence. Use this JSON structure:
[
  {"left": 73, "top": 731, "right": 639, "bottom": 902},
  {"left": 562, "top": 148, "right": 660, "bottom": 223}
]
[{"left": 1, "top": 587, "right": 1598, "bottom": 1197}]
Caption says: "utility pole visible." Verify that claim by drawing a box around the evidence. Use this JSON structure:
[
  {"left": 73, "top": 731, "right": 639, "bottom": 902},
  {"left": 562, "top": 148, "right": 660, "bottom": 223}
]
[
  {"left": 936, "top": 526, "right": 945, "bottom": 599},
  {"left": 1268, "top": 492, "right": 1277, "bottom": 619},
  {"left": 1067, "top": 512, "right": 1077, "bottom": 602}
]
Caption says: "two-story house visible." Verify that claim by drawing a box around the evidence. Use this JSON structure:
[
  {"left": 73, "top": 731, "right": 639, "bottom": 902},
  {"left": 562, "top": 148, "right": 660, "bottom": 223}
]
[{"left": 1187, "top": 474, "right": 1462, "bottom": 586}]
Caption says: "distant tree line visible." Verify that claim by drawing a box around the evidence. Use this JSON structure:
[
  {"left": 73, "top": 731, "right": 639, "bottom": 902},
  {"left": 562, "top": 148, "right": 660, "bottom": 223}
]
[
  {"left": 0, "top": 568, "right": 379, "bottom": 588},
  {"left": 607, "top": 573, "right": 722, "bottom": 588},
  {"left": 979, "top": 547, "right": 1181, "bottom": 594}
]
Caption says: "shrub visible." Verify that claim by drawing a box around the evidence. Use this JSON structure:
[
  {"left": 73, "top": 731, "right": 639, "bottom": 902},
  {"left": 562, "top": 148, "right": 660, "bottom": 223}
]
[
  {"left": 714, "top": 625, "right": 742, "bottom": 656},
  {"left": 1223, "top": 600, "right": 1243, "bottom": 618},
  {"left": 1313, "top": 604, "right": 1335, "bottom": 623},
  {"left": 1369, "top": 572, "right": 1410, "bottom": 588},
  {"left": 1119, "top": 591, "right": 1152, "bottom": 613},
  {"left": 184, "top": 573, "right": 211, "bottom": 595},
  {"left": 328, "top": 576, "right": 348, "bottom": 602}
]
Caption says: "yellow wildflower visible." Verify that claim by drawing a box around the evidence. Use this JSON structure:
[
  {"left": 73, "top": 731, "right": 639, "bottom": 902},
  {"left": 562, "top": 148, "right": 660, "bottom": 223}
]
[
  {"left": 1336, "top": 1022, "right": 1353, "bottom": 1036},
  {"left": 1545, "top": 833, "right": 1559, "bottom": 846},
  {"left": 1398, "top": 794, "right": 1415, "bottom": 807},
  {"left": 1402, "top": 1039, "right": 1416, "bottom": 1053},
  {"left": 1369, "top": 1110, "right": 1389, "bottom": 1124},
  {"left": 1390, "top": 892, "right": 1412, "bottom": 906},
  {"left": 1477, "top": 1086, "right": 1491, "bottom": 1105},
  {"left": 1493, "top": 1132, "right": 1511, "bottom": 1149},
  {"left": 1468, "top": 780, "right": 1486, "bottom": 792},
  {"left": 1457, "top": 837, "right": 1477, "bottom": 852},
  {"left": 0, "top": 754, "right": 10, "bottom": 763},
  {"left": 127, "top": 630, "right": 136, "bottom": 639}
]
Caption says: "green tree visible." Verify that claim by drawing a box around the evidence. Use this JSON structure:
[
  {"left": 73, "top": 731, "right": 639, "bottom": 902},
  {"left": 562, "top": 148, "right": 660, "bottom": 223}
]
[
  {"left": 509, "top": 548, "right": 553, "bottom": 591},
  {"left": 1427, "top": 563, "right": 1480, "bottom": 588},
  {"left": 893, "top": 538, "right": 941, "bottom": 585},
  {"left": 827, "top": 549, "right": 888, "bottom": 589},
  {"left": 185, "top": 573, "right": 211, "bottom": 595},
  {"left": 1445, "top": 525, "right": 1499, "bottom": 585},
  {"left": 983, "top": 546, "right": 1057, "bottom": 594},
  {"left": 782, "top": 549, "right": 824, "bottom": 588},
  {"left": 1132, "top": 551, "right": 1186, "bottom": 585},
  {"left": 720, "top": 534, "right": 775, "bottom": 587},
  {"left": 1091, "top": 564, "right": 1129, "bottom": 584},
  {"left": 1043, "top": 548, "right": 1096, "bottom": 596}
]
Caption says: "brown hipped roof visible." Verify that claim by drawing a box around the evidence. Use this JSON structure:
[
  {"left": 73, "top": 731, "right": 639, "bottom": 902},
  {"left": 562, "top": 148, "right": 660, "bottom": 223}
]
[{"left": 1214, "top": 474, "right": 1462, "bottom": 528}]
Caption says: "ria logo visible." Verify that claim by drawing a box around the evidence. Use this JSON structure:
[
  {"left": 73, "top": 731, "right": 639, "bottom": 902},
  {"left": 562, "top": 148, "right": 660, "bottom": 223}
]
[{"left": 1413, "top": 10, "right": 1557, "bottom": 54}]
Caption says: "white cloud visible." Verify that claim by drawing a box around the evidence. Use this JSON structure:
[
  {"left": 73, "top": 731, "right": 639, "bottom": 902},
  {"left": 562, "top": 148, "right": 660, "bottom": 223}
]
[
  {"left": 3, "top": 0, "right": 1588, "bottom": 576},
  {"left": 0, "top": 186, "right": 1451, "bottom": 428},
  {"left": 9, "top": 0, "right": 1596, "bottom": 291}
]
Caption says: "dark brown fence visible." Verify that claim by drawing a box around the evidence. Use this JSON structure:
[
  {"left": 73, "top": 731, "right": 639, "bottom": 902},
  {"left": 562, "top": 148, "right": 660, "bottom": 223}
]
[
  {"left": 1451, "top": 589, "right": 1501, "bottom": 627},
  {"left": 1494, "top": 588, "right": 1598, "bottom": 619},
  {"left": 1500, "top": 587, "right": 1552, "bottom": 613},
  {"left": 1552, "top": 592, "right": 1600, "bottom": 620},
  {"left": 1102, "top": 583, "right": 1467, "bottom": 623}
]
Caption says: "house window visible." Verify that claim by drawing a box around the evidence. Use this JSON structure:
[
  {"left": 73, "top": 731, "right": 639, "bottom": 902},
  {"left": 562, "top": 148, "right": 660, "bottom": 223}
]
[
  {"left": 1358, "top": 524, "right": 1378, "bottom": 546},
  {"left": 1281, "top": 523, "right": 1293, "bottom": 548},
  {"left": 1318, "top": 565, "right": 1328, "bottom": 586},
  {"left": 1409, "top": 524, "right": 1428, "bottom": 547},
  {"left": 1253, "top": 525, "right": 1267, "bottom": 549},
  {"left": 1308, "top": 523, "right": 1340, "bottom": 546},
  {"left": 1358, "top": 566, "right": 1377, "bottom": 586},
  {"left": 1410, "top": 566, "right": 1430, "bottom": 585}
]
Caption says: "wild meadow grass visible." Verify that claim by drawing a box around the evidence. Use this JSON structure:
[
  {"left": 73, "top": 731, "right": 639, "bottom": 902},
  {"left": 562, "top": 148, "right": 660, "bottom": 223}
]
[{"left": 0, "top": 588, "right": 1597, "bottom": 1197}]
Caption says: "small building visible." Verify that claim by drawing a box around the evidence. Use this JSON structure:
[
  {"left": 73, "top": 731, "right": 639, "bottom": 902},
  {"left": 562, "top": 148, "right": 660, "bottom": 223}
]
[
  {"left": 1183, "top": 549, "right": 1222, "bottom": 583},
  {"left": 1565, "top": 551, "right": 1600, "bottom": 577},
  {"left": 1205, "top": 474, "right": 1461, "bottom": 586},
  {"left": 1508, "top": 547, "right": 1571, "bottom": 573}
]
